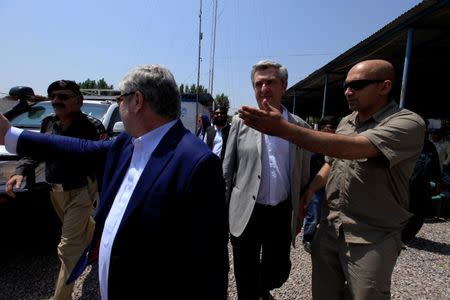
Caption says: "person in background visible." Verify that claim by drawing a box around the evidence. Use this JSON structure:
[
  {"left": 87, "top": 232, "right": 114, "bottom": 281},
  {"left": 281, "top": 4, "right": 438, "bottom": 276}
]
[
  {"left": 302, "top": 115, "right": 338, "bottom": 253},
  {"left": 223, "top": 60, "right": 310, "bottom": 300},
  {"left": 429, "top": 128, "right": 450, "bottom": 172},
  {"left": 0, "top": 65, "right": 228, "bottom": 299},
  {"left": 205, "top": 106, "right": 230, "bottom": 161},
  {"left": 402, "top": 120, "right": 441, "bottom": 243},
  {"left": 6, "top": 80, "right": 106, "bottom": 300},
  {"left": 196, "top": 113, "right": 211, "bottom": 141},
  {"left": 238, "top": 59, "right": 425, "bottom": 299}
]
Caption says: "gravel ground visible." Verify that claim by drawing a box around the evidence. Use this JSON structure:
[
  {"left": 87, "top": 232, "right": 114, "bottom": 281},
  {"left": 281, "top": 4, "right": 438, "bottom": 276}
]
[{"left": 0, "top": 218, "right": 448, "bottom": 300}]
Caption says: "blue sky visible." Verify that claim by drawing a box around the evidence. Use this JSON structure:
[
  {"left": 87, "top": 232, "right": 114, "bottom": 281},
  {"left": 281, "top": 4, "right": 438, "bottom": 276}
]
[{"left": 0, "top": 0, "right": 422, "bottom": 113}]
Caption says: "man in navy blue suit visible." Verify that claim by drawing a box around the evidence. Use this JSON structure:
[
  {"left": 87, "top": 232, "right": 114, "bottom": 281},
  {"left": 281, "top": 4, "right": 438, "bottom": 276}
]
[{"left": 0, "top": 65, "right": 229, "bottom": 299}]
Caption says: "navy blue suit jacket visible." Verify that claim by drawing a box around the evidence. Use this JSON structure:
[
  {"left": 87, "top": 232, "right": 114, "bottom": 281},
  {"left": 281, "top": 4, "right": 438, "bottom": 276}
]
[{"left": 17, "top": 120, "right": 229, "bottom": 299}]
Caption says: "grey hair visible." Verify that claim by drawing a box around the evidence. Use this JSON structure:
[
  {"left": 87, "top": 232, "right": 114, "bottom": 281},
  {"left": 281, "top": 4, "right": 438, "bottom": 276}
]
[
  {"left": 251, "top": 60, "right": 288, "bottom": 86},
  {"left": 118, "top": 64, "right": 180, "bottom": 118}
]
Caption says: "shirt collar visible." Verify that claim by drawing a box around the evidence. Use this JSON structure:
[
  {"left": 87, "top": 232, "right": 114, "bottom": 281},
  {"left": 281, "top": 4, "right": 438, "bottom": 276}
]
[
  {"left": 131, "top": 119, "right": 178, "bottom": 150},
  {"left": 280, "top": 104, "right": 288, "bottom": 120},
  {"left": 347, "top": 100, "right": 398, "bottom": 126},
  {"left": 371, "top": 100, "right": 399, "bottom": 122}
]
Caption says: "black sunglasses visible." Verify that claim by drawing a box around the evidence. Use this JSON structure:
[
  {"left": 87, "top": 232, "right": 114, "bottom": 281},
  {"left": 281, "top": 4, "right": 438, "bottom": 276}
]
[
  {"left": 343, "top": 79, "right": 385, "bottom": 91},
  {"left": 116, "top": 91, "right": 136, "bottom": 104},
  {"left": 49, "top": 93, "right": 77, "bottom": 101}
]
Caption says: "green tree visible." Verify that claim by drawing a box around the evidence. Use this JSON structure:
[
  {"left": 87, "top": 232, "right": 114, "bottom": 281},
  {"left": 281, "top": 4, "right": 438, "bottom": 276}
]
[
  {"left": 215, "top": 93, "right": 230, "bottom": 111},
  {"left": 189, "top": 84, "right": 197, "bottom": 93},
  {"left": 179, "top": 83, "right": 208, "bottom": 94},
  {"left": 97, "top": 78, "right": 113, "bottom": 89},
  {"left": 78, "top": 78, "right": 113, "bottom": 89}
]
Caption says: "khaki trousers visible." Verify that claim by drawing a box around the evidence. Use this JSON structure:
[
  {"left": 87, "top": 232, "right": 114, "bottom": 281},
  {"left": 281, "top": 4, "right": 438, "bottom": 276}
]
[
  {"left": 311, "top": 225, "right": 402, "bottom": 300},
  {"left": 50, "top": 178, "right": 98, "bottom": 300}
]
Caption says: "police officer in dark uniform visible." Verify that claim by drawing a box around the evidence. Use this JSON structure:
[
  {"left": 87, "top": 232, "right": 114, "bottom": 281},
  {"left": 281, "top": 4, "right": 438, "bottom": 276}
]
[{"left": 6, "top": 80, "right": 106, "bottom": 300}]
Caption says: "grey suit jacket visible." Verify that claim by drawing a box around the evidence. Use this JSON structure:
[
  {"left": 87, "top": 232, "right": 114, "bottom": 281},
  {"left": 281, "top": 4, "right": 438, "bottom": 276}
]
[{"left": 223, "top": 111, "right": 311, "bottom": 247}]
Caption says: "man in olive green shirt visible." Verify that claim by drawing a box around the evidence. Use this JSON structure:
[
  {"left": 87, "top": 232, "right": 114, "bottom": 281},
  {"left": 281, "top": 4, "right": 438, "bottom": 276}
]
[{"left": 238, "top": 59, "right": 425, "bottom": 300}]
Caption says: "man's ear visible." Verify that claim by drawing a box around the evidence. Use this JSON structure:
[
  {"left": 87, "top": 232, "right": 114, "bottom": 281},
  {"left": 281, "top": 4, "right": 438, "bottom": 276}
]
[
  {"left": 134, "top": 91, "right": 146, "bottom": 112},
  {"left": 379, "top": 80, "right": 392, "bottom": 96}
]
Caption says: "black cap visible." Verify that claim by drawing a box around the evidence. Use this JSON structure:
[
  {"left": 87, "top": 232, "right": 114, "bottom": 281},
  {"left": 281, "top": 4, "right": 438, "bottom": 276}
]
[{"left": 47, "top": 80, "right": 82, "bottom": 97}]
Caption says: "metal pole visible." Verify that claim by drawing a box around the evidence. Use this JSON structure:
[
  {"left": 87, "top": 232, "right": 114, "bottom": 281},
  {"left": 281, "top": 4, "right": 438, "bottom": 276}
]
[
  {"left": 399, "top": 28, "right": 414, "bottom": 109},
  {"left": 208, "top": 0, "right": 218, "bottom": 107},
  {"left": 292, "top": 94, "right": 296, "bottom": 114},
  {"left": 321, "top": 74, "right": 328, "bottom": 118},
  {"left": 195, "top": 0, "right": 203, "bottom": 134}
]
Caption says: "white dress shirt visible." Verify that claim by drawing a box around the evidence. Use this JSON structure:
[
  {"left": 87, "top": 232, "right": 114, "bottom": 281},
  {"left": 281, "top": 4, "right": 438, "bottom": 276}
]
[
  {"left": 256, "top": 106, "right": 290, "bottom": 206},
  {"left": 99, "top": 119, "right": 176, "bottom": 300},
  {"left": 211, "top": 125, "right": 223, "bottom": 157}
]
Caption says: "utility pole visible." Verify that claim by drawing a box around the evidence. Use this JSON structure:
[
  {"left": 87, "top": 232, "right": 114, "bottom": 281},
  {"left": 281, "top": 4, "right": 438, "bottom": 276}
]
[
  {"left": 208, "top": 0, "right": 218, "bottom": 110},
  {"left": 195, "top": 0, "right": 203, "bottom": 134}
]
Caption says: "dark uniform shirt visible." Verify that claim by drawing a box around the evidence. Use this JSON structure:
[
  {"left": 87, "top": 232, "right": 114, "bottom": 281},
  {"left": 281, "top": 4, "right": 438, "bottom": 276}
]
[{"left": 15, "top": 111, "right": 106, "bottom": 190}]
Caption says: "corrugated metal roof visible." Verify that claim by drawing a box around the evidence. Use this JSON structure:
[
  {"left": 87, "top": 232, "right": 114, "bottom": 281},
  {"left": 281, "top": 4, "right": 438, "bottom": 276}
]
[{"left": 285, "top": 0, "right": 450, "bottom": 119}]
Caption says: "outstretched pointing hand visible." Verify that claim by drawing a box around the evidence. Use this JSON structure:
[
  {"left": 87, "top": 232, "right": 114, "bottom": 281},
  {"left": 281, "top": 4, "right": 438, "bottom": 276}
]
[{"left": 238, "top": 99, "right": 286, "bottom": 136}]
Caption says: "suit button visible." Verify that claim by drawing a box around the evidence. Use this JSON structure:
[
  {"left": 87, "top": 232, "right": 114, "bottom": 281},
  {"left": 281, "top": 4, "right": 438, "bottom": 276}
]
[
  {"left": 253, "top": 196, "right": 256, "bottom": 200},
  {"left": 258, "top": 175, "right": 261, "bottom": 179}
]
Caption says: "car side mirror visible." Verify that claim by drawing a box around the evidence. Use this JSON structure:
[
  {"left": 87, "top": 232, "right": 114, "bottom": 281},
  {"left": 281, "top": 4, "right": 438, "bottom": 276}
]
[{"left": 112, "top": 121, "right": 124, "bottom": 134}]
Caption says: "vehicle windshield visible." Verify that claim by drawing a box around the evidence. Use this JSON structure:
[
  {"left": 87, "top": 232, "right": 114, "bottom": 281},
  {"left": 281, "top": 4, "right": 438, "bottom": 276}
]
[{"left": 9, "top": 102, "right": 109, "bottom": 129}]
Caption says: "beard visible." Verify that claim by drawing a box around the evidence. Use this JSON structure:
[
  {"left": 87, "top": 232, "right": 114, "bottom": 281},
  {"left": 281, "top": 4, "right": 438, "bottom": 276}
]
[{"left": 214, "top": 118, "right": 227, "bottom": 126}]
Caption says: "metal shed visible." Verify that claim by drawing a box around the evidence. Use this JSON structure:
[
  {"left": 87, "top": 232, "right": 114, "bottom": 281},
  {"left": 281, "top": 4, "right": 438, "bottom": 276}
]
[{"left": 284, "top": 0, "right": 450, "bottom": 121}]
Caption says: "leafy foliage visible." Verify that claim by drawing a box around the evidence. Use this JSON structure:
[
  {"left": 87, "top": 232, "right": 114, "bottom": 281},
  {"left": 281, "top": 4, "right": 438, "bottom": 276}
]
[
  {"left": 78, "top": 78, "right": 113, "bottom": 89},
  {"left": 214, "top": 93, "right": 230, "bottom": 111},
  {"left": 179, "top": 83, "right": 208, "bottom": 94}
]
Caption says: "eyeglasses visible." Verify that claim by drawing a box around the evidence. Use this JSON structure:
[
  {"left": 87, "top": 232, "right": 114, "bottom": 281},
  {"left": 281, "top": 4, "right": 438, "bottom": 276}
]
[
  {"left": 116, "top": 91, "right": 136, "bottom": 104},
  {"left": 343, "top": 79, "right": 385, "bottom": 91},
  {"left": 48, "top": 93, "right": 77, "bottom": 101}
]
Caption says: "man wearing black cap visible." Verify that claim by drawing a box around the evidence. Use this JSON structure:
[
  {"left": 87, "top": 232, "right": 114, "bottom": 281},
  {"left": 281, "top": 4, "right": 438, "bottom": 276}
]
[{"left": 5, "top": 80, "right": 106, "bottom": 300}]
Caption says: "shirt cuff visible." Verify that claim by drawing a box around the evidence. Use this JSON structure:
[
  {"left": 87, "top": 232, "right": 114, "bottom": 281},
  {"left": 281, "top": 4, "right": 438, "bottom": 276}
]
[{"left": 5, "top": 127, "right": 24, "bottom": 155}]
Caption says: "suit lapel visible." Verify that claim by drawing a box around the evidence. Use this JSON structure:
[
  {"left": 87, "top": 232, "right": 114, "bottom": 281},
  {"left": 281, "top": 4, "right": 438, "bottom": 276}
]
[
  {"left": 287, "top": 112, "right": 298, "bottom": 181},
  {"left": 96, "top": 137, "right": 134, "bottom": 224},
  {"left": 117, "top": 120, "right": 186, "bottom": 230}
]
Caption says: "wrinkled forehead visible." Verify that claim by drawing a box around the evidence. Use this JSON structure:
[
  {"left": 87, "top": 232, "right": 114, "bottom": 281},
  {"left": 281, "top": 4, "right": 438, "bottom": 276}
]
[{"left": 254, "top": 67, "right": 281, "bottom": 79}]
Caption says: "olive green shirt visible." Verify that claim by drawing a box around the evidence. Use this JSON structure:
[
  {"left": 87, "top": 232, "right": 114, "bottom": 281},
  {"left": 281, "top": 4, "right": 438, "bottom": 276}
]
[{"left": 324, "top": 101, "right": 425, "bottom": 244}]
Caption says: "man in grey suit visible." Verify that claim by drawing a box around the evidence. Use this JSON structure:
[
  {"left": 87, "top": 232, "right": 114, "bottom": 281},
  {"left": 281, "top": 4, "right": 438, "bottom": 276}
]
[{"left": 223, "top": 60, "right": 310, "bottom": 300}]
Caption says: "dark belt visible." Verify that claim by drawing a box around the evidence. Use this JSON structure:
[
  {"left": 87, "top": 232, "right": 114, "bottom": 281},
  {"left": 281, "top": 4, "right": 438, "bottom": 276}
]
[{"left": 255, "top": 197, "right": 292, "bottom": 210}]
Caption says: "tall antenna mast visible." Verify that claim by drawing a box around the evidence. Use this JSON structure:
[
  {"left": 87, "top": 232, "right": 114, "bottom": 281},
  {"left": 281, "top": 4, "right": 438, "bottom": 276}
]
[
  {"left": 208, "top": 0, "right": 218, "bottom": 109},
  {"left": 195, "top": 0, "right": 203, "bottom": 134}
]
